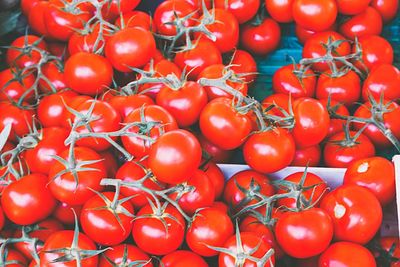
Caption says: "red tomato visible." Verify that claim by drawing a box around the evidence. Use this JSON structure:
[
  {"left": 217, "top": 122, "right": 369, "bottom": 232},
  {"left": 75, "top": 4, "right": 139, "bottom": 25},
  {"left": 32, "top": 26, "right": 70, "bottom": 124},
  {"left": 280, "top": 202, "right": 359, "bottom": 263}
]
[
  {"left": 21, "top": 0, "right": 40, "bottom": 16},
  {"left": 148, "top": 129, "right": 202, "bottom": 184},
  {"left": 292, "top": 97, "right": 330, "bottom": 148},
  {"left": 99, "top": 244, "right": 153, "bottom": 267},
  {"left": 101, "top": 0, "right": 140, "bottom": 21},
  {"left": 2, "top": 173, "right": 56, "bottom": 225},
  {"left": 344, "top": 157, "right": 395, "bottom": 206},
  {"left": 320, "top": 184, "right": 382, "bottom": 244},
  {"left": 262, "top": 93, "right": 290, "bottom": 117},
  {"left": 214, "top": 0, "right": 260, "bottom": 24},
  {"left": 105, "top": 27, "right": 156, "bottom": 72},
  {"left": 316, "top": 70, "right": 360, "bottom": 106},
  {"left": 132, "top": 204, "right": 186, "bottom": 255},
  {"left": 240, "top": 18, "right": 281, "bottom": 55},
  {"left": 272, "top": 64, "right": 316, "bottom": 98},
  {"left": 275, "top": 208, "right": 333, "bottom": 258},
  {"left": 161, "top": 250, "right": 208, "bottom": 267},
  {"left": 378, "top": 237, "right": 400, "bottom": 267},
  {"left": 38, "top": 61, "right": 68, "bottom": 93},
  {"left": 318, "top": 99, "right": 350, "bottom": 139},
  {"left": 295, "top": 23, "right": 337, "bottom": 44},
  {"left": 318, "top": 242, "right": 377, "bottom": 267},
  {"left": 265, "top": 0, "right": 293, "bottom": 23},
  {"left": 48, "top": 146, "right": 107, "bottom": 205},
  {"left": 291, "top": 145, "right": 321, "bottom": 167},
  {"left": 199, "top": 97, "right": 252, "bottom": 150},
  {"left": 0, "top": 206, "right": 4, "bottom": 231},
  {"left": 6, "top": 35, "right": 47, "bottom": 68},
  {"left": 3, "top": 249, "right": 28, "bottom": 267},
  {"left": 243, "top": 128, "right": 296, "bottom": 173},
  {"left": 203, "top": 161, "right": 226, "bottom": 199},
  {"left": 371, "top": 0, "right": 399, "bottom": 22},
  {"left": 362, "top": 64, "right": 400, "bottom": 101},
  {"left": 292, "top": 0, "right": 337, "bottom": 31},
  {"left": 108, "top": 94, "right": 154, "bottom": 119},
  {"left": 354, "top": 35, "right": 393, "bottom": 72},
  {"left": 198, "top": 133, "right": 232, "bottom": 163},
  {"left": 28, "top": 1, "right": 49, "bottom": 36},
  {"left": 114, "top": 11, "right": 152, "bottom": 30},
  {"left": 337, "top": 0, "right": 371, "bottom": 15},
  {"left": 324, "top": 131, "right": 375, "bottom": 168},
  {"left": 68, "top": 25, "right": 108, "bottom": 55},
  {"left": 0, "top": 68, "right": 35, "bottom": 103},
  {"left": 53, "top": 202, "right": 82, "bottom": 225},
  {"left": 339, "top": 7, "right": 383, "bottom": 39},
  {"left": 228, "top": 49, "right": 257, "bottom": 83},
  {"left": 0, "top": 102, "right": 34, "bottom": 142},
  {"left": 186, "top": 207, "right": 234, "bottom": 257}
]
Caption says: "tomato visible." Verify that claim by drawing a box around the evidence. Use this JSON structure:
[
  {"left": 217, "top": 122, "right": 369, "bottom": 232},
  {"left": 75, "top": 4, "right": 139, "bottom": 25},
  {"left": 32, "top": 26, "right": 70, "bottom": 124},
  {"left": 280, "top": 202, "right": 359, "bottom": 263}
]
[
  {"left": 153, "top": 0, "right": 199, "bottom": 36},
  {"left": 243, "top": 128, "right": 296, "bottom": 173},
  {"left": 292, "top": 97, "right": 330, "bottom": 148},
  {"left": 240, "top": 18, "right": 281, "bottom": 55},
  {"left": 48, "top": 146, "right": 107, "bottom": 205},
  {"left": 378, "top": 237, "right": 400, "bottom": 267},
  {"left": 198, "top": 133, "right": 232, "bottom": 163},
  {"left": 276, "top": 172, "right": 328, "bottom": 209},
  {"left": 0, "top": 102, "right": 34, "bottom": 142},
  {"left": 318, "top": 242, "right": 377, "bottom": 267},
  {"left": 339, "top": 7, "right": 383, "bottom": 39},
  {"left": 64, "top": 52, "right": 113, "bottom": 96},
  {"left": 23, "top": 127, "right": 69, "bottom": 175},
  {"left": 156, "top": 81, "right": 208, "bottom": 127},
  {"left": 318, "top": 99, "right": 350, "bottom": 139},
  {"left": 344, "top": 157, "right": 395, "bottom": 206},
  {"left": 214, "top": 0, "right": 260, "bottom": 24},
  {"left": 194, "top": 8, "right": 239, "bottom": 53},
  {"left": 265, "top": 0, "right": 293, "bottom": 23},
  {"left": 6, "top": 35, "right": 47, "bottom": 68},
  {"left": 114, "top": 11, "right": 152, "bottom": 31},
  {"left": 21, "top": 0, "right": 40, "bottom": 16},
  {"left": 132, "top": 204, "right": 186, "bottom": 255},
  {"left": 362, "top": 64, "right": 400, "bottom": 101},
  {"left": 38, "top": 61, "right": 67, "bottom": 93},
  {"left": 316, "top": 70, "right": 360, "bottom": 106},
  {"left": 101, "top": 0, "right": 140, "bottom": 21},
  {"left": 28, "top": 1, "right": 49, "bottom": 36},
  {"left": 47, "top": 41, "right": 68, "bottom": 58},
  {"left": 161, "top": 250, "right": 208, "bottom": 267},
  {"left": 121, "top": 105, "right": 178, "bottom": 159},
  {"left": 291, "top": 145, "right": 321, "bottom": 167},
  {"left": 2, "top": 174, "right": 56, "bottom": 225},
  {"left": 186, "top": 207, "right": 234, "bottom": 257},
  {"left": 272, "top": 64, "right": 316, "bottom": 98},
  {"left": 292, "top": 0, "right": 337, "bottom": 31},
  {"left": 174, "top": 39, "right": 222, "bottom": 80},
  {"left": 2, "top": 249, "right": 28, "bottom": 267},
  {"left": 371, "top": 0, "right": 399, "bottom": 22},
  {"left": 223, "top": 170, "right": 274, "bottom": 210},
  {"left": 0, "top": 68, "right": 35, "bottom": 103},
  {"left": 0, "top": 206, "right": 4, "bottom": 231},
  {"left": 324, "top": 131, "right": 375, "bottom": 168},
  {"left": 203, "top": 161, "right": 226, "bottom": 199},
  {"left": 354, "top": 35, "right": 393, "bottom": 72},
  {"left": 185, "top": 0, "right": 212, "bottom": 10},
  {"left": 262, "top": 93, "right": 290, "bottom": 117},
  {"left": 53, "top": 202, "right": 82, "bottom": 225},
  {"left": 337, "top": 0, "right": 371, "bottom": 15},
  {"left": 99, "top": 244, "right": 152, "bottom": 267},
  {"left": 108, "top": 94, "right": 154, "bottom": 119},
  {"left": 199, "top": 97, "right": 252, "bottom": 150},
  {"left": 105, "top": 27, "right": 156, "bottom": 72},
  {"left": 228, "top": 49, "right": 257, "bottom": 83},
  {"left": 148, "top": 129, "right": 202, "bottom": 184},
  {"left": 320, "top": 184, "right": 382, "bottom": 244},
  {"left": 295, "top": 23, "right": 337, "bottom": 44},
  {"left": 68, "top": 25, "right": 108, "bottom": 55},
  {"left": 302, "top": 31, "right": 350, "bottom": 72},
  {"left": 40, "top": 230, "right": 99, "bottom": 267}
]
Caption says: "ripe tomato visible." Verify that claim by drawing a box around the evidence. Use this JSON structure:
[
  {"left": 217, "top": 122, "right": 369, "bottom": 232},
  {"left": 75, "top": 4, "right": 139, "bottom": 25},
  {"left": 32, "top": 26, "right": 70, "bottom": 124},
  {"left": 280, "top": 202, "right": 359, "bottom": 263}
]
[
  {"left": 344, "top": 157, "right": 395, "bottom": 206},
  {"left": 320, "top": 184, "right": 382, "bottom": 244},
  {"left": 198, "top": 133, "right": 232, "bottom": 163},
  {"left": 38, "top": 61, "right": 67, "bottom": 93},
  {"left": 2, "top": 249, "right": 28, "bottom": 267},
  {"left": 243, "top": 128, "right": 296, "bottom": 173},
  {"left": 240, "top": 18, "right": 281, "bottom": 55},
  {"left": 337, "top": 0, "right": 371, "bottom": 15},
  {"left": 318, "top": 99, "right": 350, "bottom": 139},
  {"left": 53, "top": 202, "right": 82, "bottom": 225},
  {"left": 265, "top": 0, "right": 293, "bottom": 23},
  {"left": 203, "top": 161, "right": 226, "bottom": 199},
  {"left": 48, "top": 146, "right": 107, "bottom": 205},
  {"left": 0, "top": 102, "right": 34, "bottom": 142},
  {"left": 354, "top": 35, "right": 393, "bottom": 72},
  {"left": 371, "top": 0, "right": 399, "bottom": 22},
  {"left": 186, "top": 207, "right": 234, "bottom": 257},
  {"left": 316, "top": 70, "right": 360, "bottom": 106},
  {"left": 114, "top": 11, "right": 152, "bottom": 30},
  {"left": 21, "top": 0, "right": 40, "bottom": 16},
  {"left": 148, "top": 129, "right": 202, "bottom": 184},
  {"left": 107, "top": 94, "right": 154, "bottom": 119},
  {"left": 121, "top": 105, "right": 178, "bottom": 159},
  {"left": 199, "top": 97, "right": 252, "bottom": 150},
  {"left": 132, "top": 204, "right": 186, "bottom": 255},
  {"left": 292, "top": 0, "right": 337, "bottom": 31},
  {"left": 105, "top": 27, "right": 156, "bottom": 72},
  {"left": 295, "top": 23, "right": 337, "bottom": 44},
  {"left": 214, "top": 0, "right": 259, "bottom": 24},
  {"left": 292, "top": 97, "right": 330, "bottom": 148},
  {"left": 291, "top": 145, "right": 321, "bottom": 167},
  {"left": 67, "top": 25, "right": 108, "bottom": 55},
  {"left": 64, "top": 52, "right": 113, "bottom": 96},
  {"left": 262, "top": 93, "right": 290, "bottom": 117},
  {"left": 99, "top": 244, "right": 152, "bottom": 267},
  {"left": 101, "top": 0, "right": 140, "bottom": 21},
  {"left": 161, "top": 250, "right": 208, "bottom": 267},
  {"left": 378, "top": 237, "right": 400, "bottom": 267},
  {"left": 272, "top": 64, "right": 316, "bottom": 98},
  {"left": 324, "top": 131, "right": 375, "bottom": 168},
  {"left": 275, "top": 208, "right": 333, "bottom": 258},
  {"left": 28, "top": 1, "right": 49, "bottom": 36},
  {"left": 6, "top": 35, "right": 47, "bottom": 68},
  {"left": 318, "top": 242, "right": 377, "bottom": 267},
  {"left": 228, "top": 49, "right": 257, "bottom": 83},
  {"left": 362, "top": 64, "right": 400, "bottom": 101},
  {"left": 0, "top": 68, "right": 35, "bottom": 103},
  {"left": 339, "top": 7, "right": 383, "bottom": 39},
  {"left": 2, "top": 173, "right": 56, "bottom": 225}
]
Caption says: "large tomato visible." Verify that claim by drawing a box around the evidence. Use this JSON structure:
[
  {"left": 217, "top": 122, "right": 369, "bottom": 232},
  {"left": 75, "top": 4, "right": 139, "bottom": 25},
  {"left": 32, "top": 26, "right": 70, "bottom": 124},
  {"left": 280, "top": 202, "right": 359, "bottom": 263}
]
[
  {"left": 0, "top": 68, "right": 35, "bottom": 103},
  {"left": 292, "top": 0, "right": 337, "bottom": 31},
  {"left": 101, "top": 0, "right": 140, "bottom": 20},
  {"left": 265, "top": 0, "right": 293, "bottom": 23},
  {"left": 6, "top": 35, "right": 47, "bottom": 68},
  {"left": 354, "top": 35, "right": 393, "bottom": 72},
  {"left": 361, "top": 64, "right": 400, "bottom": 101},
  {"left": 318, "top": 99, "right": 350, "bottom": 139},
  {"left": 228, "top": 49, "right": 257, "bottom": 83},
  {"left": 371, "top": 0, "right": 399, "bottom": 22},
  {"left": 291, "top": 145, "right": 321, "bottom": 167},
  {"left": 161, "top": 250, "right": 208, "bottom": 267},
  {"left": 38, "top": 61, "right": 67, "bottom": 94},
  {"left": 336, "top": 0, "right": 371, "bottom": 15},
  {"left": 107, "top": 93, "right": 154, "bottom": 119},
  {"left": 215, "top": 0, "right": 260, "bottom": 24},
  {"left": 114, "top": 11, "right": 152, "bottom": 31},
  {"left": 339, "top": 7, "right": 383, "bottom": 39}
]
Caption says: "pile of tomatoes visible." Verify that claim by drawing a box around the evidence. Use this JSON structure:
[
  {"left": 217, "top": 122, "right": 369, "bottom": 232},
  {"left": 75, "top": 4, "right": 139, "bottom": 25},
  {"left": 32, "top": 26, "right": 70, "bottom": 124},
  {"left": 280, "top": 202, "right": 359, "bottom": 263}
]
[{"left": 0, "top": 0, "right": 399, "bottom": 266}]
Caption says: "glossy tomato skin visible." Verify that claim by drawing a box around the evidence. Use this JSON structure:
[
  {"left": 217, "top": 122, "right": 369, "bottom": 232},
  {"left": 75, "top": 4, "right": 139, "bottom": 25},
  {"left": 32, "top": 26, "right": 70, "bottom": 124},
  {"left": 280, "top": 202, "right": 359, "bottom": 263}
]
[
  {"left": 265, "top": 0, "right": 293, "bottom": 23},
  {"left": 38, "top": 61, "right": 68, "bottom": 94},
  {"left": 320, "top": 184, "right": 382, "bottom": 244},
  {"left": 3, "top": 249, "right": 28, "bottom": 267},
  {"left": 362, "top": 64, "right": 400, "bottom": 101},
  {"left": 292, "top": 0, "right": 337, "bottom": 31},
  {"left": 28, "top": 1, "right": 49, "bottom": 36},
  {"left": 108, "top": 94, "right": 154, "bottom": 119},
  {"left": 199, "top": 97, "right": 252, "bottom": 150},
  {"left": 53, "top": 202, "right": 82, "bottom": 225},
  {"left": 318, "top": 242, "right": 377, "bottom": 267},
  {"left": 228, "top": 49, "right": 257, "bottom": 83},
  {"left": 99, "top": 244, "right": 153, "bottom": 267},
  {"left": 337, "top": 0, "right": 371, "bottom": 15},
  {"left": 355, "top": 35, "right": 393, "bottom": 72},
  {"left": 339, "top": 7, "right": 383, "bottom": 39},
  {"left": 214, "top": 0, "right": 260, "bottom": 24},
  {"left": 198, "top": 133, "right": 232, "bottom": 163},
  {"left": 343, "top": 157, "right": 395, "bottom": 206},
  {"left": 295, "top": 23, "right": 337, "bottom": 44},
  {"left": 324, "top": 131, "right": 375, "bottom": 168},
  {"left": 291, "top": 145, "right": 321, "bottom": 167},
  {"left": 243, "top": 128, "right": 296, "bottom": 173},
  {"left": 318, "top": 99, "right": 350, "bottom": 139},
  {"left": 272, "top": 64, "right": 316, "bottom": 98},
  {"left": 371, "top": 0, "right": 399, "bottom": 22},
  {"left": 0, "top": 102, "right": 34, "bottom": 142},
  {"left": 101, "top": 0, "right": 140, "bottom": 21},
  {"left": 0, "top": 68, "right": 35, "bottom": 103},
  {"left": 240, "top": 18, "right": 281, "bottom": 55},
  {"left": 6, "top": 35, "right": 47, "bottom": 68},
  {"left": 186, "top": 207, "right": 234, "bottom": 257},
  {"left": 292, "top": 97, "right": 330, "bottom": 148},
  {"left": 378, "top": 237, "right": 400, "bottom": 267},
  {"left": 114, "top": 11, "right": 152, "bottom": 30},
  {"left": 105, "top": 27, "right": 156, "bottom": 72},
  {"left": 161, "top": 250, "right": 208, "bottom": 267},
  {"left": 262, "top": 93, "right": 290, "bottom": 116},
  {"left": 68, "top": 25, "right": 108, "bottom": 55},
  {"left": 132, "top": 204, "right": 186, "bottom": 256},
  {"left": 203, "top": 161, "right": 225, "bottom": 199},
  {"left": 2, "top": 174, "right": 56, "bottom": 225}
]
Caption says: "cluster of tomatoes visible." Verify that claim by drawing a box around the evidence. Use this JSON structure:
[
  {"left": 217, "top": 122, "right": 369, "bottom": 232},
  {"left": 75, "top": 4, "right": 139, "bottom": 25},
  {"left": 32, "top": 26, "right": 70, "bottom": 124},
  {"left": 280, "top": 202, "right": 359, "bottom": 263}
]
[{"left": 0, "top": 0, "right": 399, "bottom": 266}]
